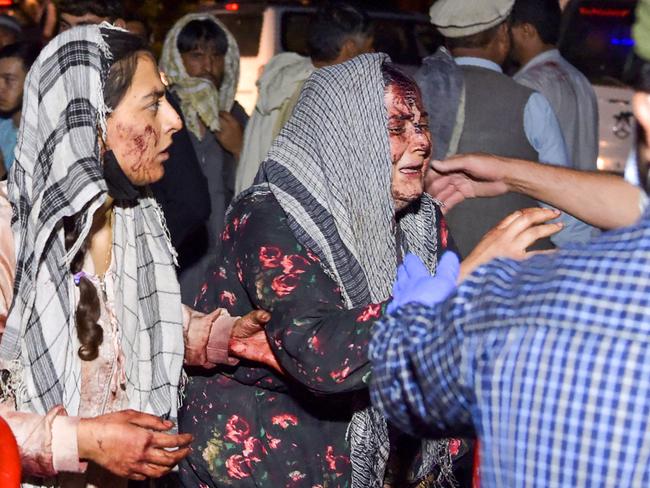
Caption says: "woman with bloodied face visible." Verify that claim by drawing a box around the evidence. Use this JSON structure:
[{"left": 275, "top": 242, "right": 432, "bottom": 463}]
[
  {"left": 178, "top": 54, "right": 560, "bottom": 487},
  {"left": 0, "top": 25, "right": 271, "bottom": 487}
]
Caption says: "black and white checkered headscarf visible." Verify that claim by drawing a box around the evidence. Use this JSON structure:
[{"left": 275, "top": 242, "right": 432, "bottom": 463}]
[
  {"left": 0, "top": 25, "right": 184, "bottom": 423},
  {"left": 251, "top": 53, "right": 452, "bottom": 487}
]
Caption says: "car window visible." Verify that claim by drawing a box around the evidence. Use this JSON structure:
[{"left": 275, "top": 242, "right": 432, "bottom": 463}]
[
  {"left": 281, "top": 12, "right": 442, "bottom": 65},
  {"left": 214, "top": 13, "right": 264, "bottom": 56},
  {"left": 559, "top": 1, "right": 636, "bottom": 86}
]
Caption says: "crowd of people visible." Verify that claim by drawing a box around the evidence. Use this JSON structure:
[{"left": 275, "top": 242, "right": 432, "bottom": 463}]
[{"left": 0, "top": 0, "right": 649, "bottom": 487}]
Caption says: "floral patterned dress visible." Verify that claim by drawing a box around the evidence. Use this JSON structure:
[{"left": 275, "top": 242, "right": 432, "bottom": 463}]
[{"left": 178, "top": 189, "right": 458, "bottom": 488}]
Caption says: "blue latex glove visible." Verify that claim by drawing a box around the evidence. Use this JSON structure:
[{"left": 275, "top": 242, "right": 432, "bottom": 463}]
[{"left": 387, "top": 251, "right": 460, "bottom": 314}]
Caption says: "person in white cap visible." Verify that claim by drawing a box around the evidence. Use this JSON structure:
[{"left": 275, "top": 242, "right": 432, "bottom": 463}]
[{"left": 422, "top": 0, "right": 595, "bottom": 258}]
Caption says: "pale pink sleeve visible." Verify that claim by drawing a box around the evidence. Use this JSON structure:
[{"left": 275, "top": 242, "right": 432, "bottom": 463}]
[
  {"left": 0, "top": 181, "right": 15, "bottom": 339},
  {"left": 206, "top": 310, "right": 239, "bottom": 366},
  {"left": 0, "top": 402, "right": 86, "bottom": 478},
  {"left": 183, "top": 306, "right": 239, "bottom": 366}
]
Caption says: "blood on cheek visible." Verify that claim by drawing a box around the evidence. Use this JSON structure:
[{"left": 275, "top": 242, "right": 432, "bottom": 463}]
[{"left": 113, "top": 123, "right": 161, "bottom": 183}]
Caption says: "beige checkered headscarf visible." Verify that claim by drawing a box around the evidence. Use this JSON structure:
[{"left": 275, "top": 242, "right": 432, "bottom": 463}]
[{"left": 160, "top": 13, "right": 240, "bottom": 139}]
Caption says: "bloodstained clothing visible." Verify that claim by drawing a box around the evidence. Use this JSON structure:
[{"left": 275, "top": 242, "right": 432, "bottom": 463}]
[{"left": 179, "top": 190, "right": 459, "bottom": 487}]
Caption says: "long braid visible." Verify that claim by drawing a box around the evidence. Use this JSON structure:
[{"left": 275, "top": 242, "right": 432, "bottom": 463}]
[{"left": 63, "top": 216, "right": 103, "bottom": 361}]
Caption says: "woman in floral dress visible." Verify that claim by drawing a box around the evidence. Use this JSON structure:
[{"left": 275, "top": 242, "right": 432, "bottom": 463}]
[{"left": 178, "top": 54, "right": 552, "bottom": 487}]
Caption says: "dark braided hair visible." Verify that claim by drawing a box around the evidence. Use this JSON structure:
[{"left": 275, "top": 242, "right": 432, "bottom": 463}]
[{"left": 65, "top": 28, "right": 147, "bottom": 361}]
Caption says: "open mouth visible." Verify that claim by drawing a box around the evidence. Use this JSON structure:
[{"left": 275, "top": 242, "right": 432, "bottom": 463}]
[{"left": 399, "top": 163, "right": 424, "bottom": 175}]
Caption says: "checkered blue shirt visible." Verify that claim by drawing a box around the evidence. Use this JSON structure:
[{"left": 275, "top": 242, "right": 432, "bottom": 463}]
[{"left": 370, "top": 211, "right": 650, "bottom": 487}]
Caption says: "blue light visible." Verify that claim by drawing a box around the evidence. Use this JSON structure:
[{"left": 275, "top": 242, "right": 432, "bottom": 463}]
[{"left": 610, "top": 37, "right": 635, "bottom": 46}]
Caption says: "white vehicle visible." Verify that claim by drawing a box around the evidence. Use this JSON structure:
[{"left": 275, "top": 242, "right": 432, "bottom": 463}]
[
  {"left": 202, "top": 1, "right": 442, "bottom": 114},
  {"left": 560, "top": 0, "right": 637, "bottom": 173}
]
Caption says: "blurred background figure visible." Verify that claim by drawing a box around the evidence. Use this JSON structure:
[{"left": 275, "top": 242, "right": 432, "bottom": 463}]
[
  {"left": 124, "top": 13, "right": 153, "bottom": 45},
  {"left": 510, "top": 0, "right": 600, "bottom": 174},
  {"left": 15, "top": 0, "right": 55, "bottom": 42},
  {"left": 160, "top": 13, "right": 248, "bottom": 305},
  {"left": 0, "top": 41, "right": 39, "bottom": 179},
  {"left": 55, "top": 0, "right": 124, "bottom": 32},
  {"left": 235, "top": 1, "right": 374, "bottom": 194},
  {"left": 0, "top": 15, "right": 21, "bottom": 50}
]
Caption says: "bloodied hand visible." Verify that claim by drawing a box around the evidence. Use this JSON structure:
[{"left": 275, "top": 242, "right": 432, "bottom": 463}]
[{"left": 104, "top": 54, "right": 182, "bottom": 186}]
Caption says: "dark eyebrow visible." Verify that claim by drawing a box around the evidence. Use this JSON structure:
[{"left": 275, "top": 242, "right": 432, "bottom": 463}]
[{"left": 142, "top": 89, "right": 165, "bottom": 102}]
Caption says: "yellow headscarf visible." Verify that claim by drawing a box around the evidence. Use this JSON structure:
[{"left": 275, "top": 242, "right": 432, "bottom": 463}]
[{"left": 160, "top": 13, "right": 240, "bottom": 139}]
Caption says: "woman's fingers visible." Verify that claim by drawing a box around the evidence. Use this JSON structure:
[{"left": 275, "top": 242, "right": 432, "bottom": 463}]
[
  {"left": 133, "top": 462, "right": 174, "bottom": 479},
  {"left": 149, "top": 431, "right": 193, "bottom": 449},
  {"left": 249, "top": 309, "right": 271, "bottom": 325},
  {"left": 126, "top": 411, "right": 174, "bottom": 431},
  {"left": 143, "top": 445, "right": 192, "bottom": 467}
]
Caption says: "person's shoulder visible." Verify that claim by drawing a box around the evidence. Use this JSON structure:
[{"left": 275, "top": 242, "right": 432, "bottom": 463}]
[{"left": 228, "top": 186, "right": 278, "bottom": 221}]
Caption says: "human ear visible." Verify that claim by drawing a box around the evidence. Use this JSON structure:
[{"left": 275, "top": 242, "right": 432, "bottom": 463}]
[{"left": 339, "top": 38, "right": 357, "bottom": 61}]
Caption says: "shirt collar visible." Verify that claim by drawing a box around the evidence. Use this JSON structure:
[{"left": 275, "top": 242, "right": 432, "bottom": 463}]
[
  {"left": 516, "top": 48, "right": 561, "bottom": 74},
  {"left": 454, "top": 56, "right": 503, "bottom": 73}
]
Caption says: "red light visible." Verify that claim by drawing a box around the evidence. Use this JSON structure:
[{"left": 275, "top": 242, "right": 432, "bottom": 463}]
[
  {"left": 225, "top": 3, "right": 239, "bottom": 11},
  {"left": 0, "top": 0, "right": 13, "bottom": 6},
  {"left": 579, "top": 7, "right": 631, "bottom": 18}
]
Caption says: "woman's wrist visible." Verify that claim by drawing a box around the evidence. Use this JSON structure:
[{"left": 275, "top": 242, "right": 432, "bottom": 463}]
[{"left": 76, "top": 418, "right": 94, "bottom": 461}]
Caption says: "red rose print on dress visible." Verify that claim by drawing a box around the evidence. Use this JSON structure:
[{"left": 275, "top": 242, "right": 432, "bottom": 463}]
[
  {"left": 287, "top": 470, "right": 307, "bottom": 486},
  {"left": 242, "top": 436, "right": 267, "bottom": 461},
  {"left": 224, "top": 415, "right": 251, "bottom": 444},
  {"left": 259, "top": 246, "right": 283, "bottom": 269},
  {"left": 306, "top": 249, "right": 321, "bottom": 263},
  {"left": 265, "top": 432, "right": 281, "bottom": 449},
  {"left": 225, "top": 454, "right": 252, "bottom": 479},
  {"left": 356, "top": 303, "right": 382, "bottom": 322},
  {"left": 330, "top": 366, "right": 351, "bottom": 383},
  {"left": 221, "top": 224, "right": 231, "bottom": 241},
  {"left": 271, "top": 413, "right": 299, "bottom": 429},
  {"left": 281, "top": 254, "right": 310, "bottom": 275},
  {"left": 271, "top": 273, "right": 300, "bottom": 297},
  {"left": 325, "top": 445, "right": 351, "bottom": 475},
  {"left": 308, "top": 335, "right": 322, "bottom": 354},
  {"left": 449, "top": 438, "right": 461, "bottom": 457},
  {"left": 220, "top": 290, "right": 236, "bottom": 307},
  {"left": 440, "top": 217, "right": 449, "bottom": 249}
]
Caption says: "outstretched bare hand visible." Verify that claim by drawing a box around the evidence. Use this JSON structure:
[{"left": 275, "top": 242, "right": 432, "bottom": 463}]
[
  {"left": 425, "top": 153, "right": 512, "bottom": 213},
  {"left": 460, "top": 207, "right": 563, "bottom": 281},
  {"left": 77, "top": 409, "right": 193, "bottom": 480}
]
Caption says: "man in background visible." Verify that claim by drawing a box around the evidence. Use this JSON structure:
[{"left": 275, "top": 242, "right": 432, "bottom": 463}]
[
  {"left": 510, "top": 0, "right": 599, "bottom": 173},
  {"left": 0, "top": 15, "right": 21, "bottom": 50},
  {"left": 0, "top": 42, "right": 40, "bottom": 179},
  {"left": 235, "top": 1, "right": 374, "bottom": 193},
  {"left": 421, "top": 0, "right": 594, "bottom": 258}
]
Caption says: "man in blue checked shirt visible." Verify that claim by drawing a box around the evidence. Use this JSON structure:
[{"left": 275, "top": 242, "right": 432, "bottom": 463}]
[{"left": 369, "top": 2, "right": 650, "bottom": 486}]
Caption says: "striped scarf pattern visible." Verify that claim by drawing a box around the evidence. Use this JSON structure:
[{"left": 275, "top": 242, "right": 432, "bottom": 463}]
[
  {"left": 0, "top": 25, "right": 184, "bottom": 423},
  {"left": 253, "top": 53, "right": 451, "bottom": 487}
]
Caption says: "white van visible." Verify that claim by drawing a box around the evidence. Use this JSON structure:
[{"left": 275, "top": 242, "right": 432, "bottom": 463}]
[
  {"left": 202, "top": 1, "right": 442, "bottom": 114},
  {"left": 559, "top": 0, "right": 637, "bottom": 173}
]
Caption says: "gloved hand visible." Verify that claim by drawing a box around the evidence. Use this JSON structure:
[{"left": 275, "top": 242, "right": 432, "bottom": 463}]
[{"left": 387, "top": 251, "right": 460, "bottom": 314}]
